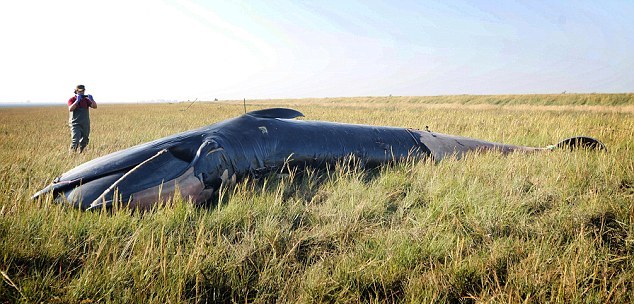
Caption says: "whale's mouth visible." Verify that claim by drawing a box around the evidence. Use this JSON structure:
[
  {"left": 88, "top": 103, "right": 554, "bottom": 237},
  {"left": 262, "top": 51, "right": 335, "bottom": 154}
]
[
  {"left": 31, "top": 139, "right": 222, "bottom": 211},
  {"left": 86, "top": 166, "right": 211, "bottom": 210},
  {"left": 34, "top": 144, "right": 217, "bottom": 210},
  {"left": 56, "top": 149, "right": 199, "bottom": 210}
]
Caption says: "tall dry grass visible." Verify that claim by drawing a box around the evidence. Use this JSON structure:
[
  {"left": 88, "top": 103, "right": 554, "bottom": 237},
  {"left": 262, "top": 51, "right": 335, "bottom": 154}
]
[{"left": 0, "top": 94, "right": 632, "bottom": 303}]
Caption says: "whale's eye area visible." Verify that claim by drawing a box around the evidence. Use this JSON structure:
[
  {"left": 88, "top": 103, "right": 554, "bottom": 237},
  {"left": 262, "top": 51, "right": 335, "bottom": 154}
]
[{"left": 168, "top": 145, "right": 196, "bottom": 162}]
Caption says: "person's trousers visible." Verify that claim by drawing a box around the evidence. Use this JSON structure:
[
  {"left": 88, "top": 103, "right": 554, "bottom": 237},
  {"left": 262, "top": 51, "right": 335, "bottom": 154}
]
[
  {"left": 69, "top": 109, "right": 90, "bottom": 152},
  {"left": 70, "top": 123, "right": 90, "bottom": 152}
]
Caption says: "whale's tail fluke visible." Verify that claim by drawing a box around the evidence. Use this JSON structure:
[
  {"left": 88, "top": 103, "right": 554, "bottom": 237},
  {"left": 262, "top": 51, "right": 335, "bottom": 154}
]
[{"left": 553, "top": 136, "right": 606, "bottom": 151}]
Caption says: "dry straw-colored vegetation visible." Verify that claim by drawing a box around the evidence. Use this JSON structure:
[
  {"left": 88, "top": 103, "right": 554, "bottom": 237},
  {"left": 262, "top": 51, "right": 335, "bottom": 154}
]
[{"left": 1, "top": 94, "right": 632, "bottom": 303}]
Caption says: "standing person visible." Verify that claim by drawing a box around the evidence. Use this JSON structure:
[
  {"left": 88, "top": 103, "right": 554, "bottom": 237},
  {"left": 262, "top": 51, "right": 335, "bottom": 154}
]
[{"left": 68, "top": 84, "right": 97, "bottom": 153}]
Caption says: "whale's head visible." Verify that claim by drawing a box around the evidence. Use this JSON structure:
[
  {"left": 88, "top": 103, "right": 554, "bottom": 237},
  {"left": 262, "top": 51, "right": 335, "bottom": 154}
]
[{"left": 32, "top": 137, "right": 226, "bottom": 210}]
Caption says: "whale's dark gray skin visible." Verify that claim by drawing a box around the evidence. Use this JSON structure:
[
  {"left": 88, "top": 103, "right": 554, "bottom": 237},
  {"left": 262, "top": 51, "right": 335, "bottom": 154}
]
[{"left": 32, "top": 108, "right": 606, "bottom": 210}]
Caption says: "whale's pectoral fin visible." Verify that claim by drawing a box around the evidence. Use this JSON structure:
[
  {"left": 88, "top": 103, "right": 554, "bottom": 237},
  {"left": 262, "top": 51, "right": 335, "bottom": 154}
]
[
  {"left": 555, "top": 136, "right": 606, "bottom": 151},
  {"left": 246, "top": 108, "right": 304, "bottom": 119}
]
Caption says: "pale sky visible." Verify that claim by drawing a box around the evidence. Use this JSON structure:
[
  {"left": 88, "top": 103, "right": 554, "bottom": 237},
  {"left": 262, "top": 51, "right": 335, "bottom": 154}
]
[{"left": 0, "top": 0, "right": 632, "bottom": 104}]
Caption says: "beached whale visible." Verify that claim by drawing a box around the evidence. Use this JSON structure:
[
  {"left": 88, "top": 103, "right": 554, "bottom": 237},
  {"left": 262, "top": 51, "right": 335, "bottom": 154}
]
[{"left": 32, "top": 108, "right": 605, "bottom": 210}]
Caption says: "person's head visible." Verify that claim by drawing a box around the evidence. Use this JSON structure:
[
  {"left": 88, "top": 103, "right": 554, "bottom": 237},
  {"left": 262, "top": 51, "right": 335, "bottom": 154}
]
[{"left": 75, "top": 85, "right": 86, "bottom": 94}]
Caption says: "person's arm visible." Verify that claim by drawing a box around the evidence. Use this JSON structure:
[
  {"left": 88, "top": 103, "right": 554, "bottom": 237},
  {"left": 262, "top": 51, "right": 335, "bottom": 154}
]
[
  {"left": 68, "top": 97, "right": 79, "bottom": 111},
  {"left": 87, "top": 95, "right": 97, "bottom": 109}
]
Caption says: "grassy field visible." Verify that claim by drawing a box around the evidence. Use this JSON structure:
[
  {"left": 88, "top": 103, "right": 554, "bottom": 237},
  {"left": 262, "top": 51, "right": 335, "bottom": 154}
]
[{"left": 1, "top": 94, "right": 632, "bottom": 303}]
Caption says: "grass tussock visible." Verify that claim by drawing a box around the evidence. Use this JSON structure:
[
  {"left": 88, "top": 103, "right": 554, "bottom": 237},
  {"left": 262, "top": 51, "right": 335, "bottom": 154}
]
[{"left": 1, "top": 94, "right": 632, "bottom": 303}]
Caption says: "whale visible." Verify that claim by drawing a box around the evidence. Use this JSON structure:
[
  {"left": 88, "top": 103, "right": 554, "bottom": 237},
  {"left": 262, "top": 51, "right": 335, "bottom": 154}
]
[{"left": 32, "top": 108, "right": 605, "bottom": 210}]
